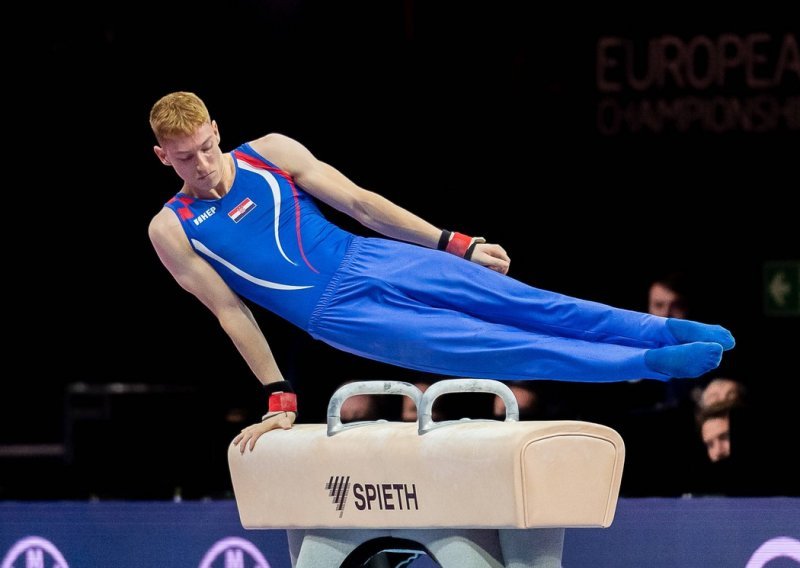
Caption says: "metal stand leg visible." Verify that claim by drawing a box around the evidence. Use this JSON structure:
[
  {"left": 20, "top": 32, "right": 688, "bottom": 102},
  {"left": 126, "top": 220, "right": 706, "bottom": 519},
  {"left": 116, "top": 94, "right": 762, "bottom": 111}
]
[
  {"left": 405, "top": 529, "right": 504, "bottom": 568},
  {"left": 290, "top": 527, "right": 564, "bottom": 567},
  {"left": 291, "top": 529, "right": 385, "bottom": 568},
  {"left": 498, "top": 528, "right": 564, "bottom": 568}
]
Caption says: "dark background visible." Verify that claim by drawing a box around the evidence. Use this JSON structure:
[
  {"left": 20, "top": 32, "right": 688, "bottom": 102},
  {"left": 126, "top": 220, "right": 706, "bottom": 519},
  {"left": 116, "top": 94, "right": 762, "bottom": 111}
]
[{"left": 3, "top": 2, "right": 797, "bottom": 499}]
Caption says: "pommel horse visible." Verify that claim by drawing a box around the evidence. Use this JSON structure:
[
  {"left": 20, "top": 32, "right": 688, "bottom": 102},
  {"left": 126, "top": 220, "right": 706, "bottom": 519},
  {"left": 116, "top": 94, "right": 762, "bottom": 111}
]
[{"left": 228, "top": 379, "right": 625, "bottom": 567}]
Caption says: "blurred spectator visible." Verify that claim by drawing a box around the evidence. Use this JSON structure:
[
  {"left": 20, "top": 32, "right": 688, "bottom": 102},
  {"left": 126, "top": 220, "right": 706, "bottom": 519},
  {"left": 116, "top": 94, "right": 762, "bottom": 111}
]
[
  {"left": 697, "top": 399, "right": 735, "bottom": 463},
  {"left": 493, "top": 381, "right": 540, "bottom": 420},
  {"left": 689, "top": 377, "right": 747, "bottom": 491},
  {"left": 338, "top": 381, "right": 382, "bottom": 423},
  {"left": 692, "top": 397, "right": 748, "bottom": 495},
  {"left": 401, "top": 378, "right": 493, "bottom": 423},
  {"left": 648, "top": 271, "right": 690, "bottom": 319},
  {"left": 601, "top": 272, "right": 697, "bottom": 421},
  {"left": 401, "top": 380, "right": 437, "bottom": 422},
  {"left": 696, "top": 377, "right": 746, "bottom": 408},
  {"left": 647, "top": 271, "right": 702, "bottom": 412},
  {"left": 604, "top": 271, "right": 701, "bottom": 496},
  {"left": 690, "top": 390, "right": 794, "bottom": 496}
]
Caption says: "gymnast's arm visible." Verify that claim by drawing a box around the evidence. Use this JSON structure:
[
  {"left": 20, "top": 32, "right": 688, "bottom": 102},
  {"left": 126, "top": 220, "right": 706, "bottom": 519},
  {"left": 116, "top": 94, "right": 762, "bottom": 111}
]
[
  {"left": 250, "top": 133, "right": 511, "bottom": 275},
  {"left": 148, "top": 208, "right": 295, "bottom": 450}
]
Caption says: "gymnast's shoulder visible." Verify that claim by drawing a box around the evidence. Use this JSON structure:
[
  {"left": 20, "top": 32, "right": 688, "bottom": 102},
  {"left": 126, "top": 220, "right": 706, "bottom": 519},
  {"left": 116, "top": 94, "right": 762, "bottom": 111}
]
[{"left": 247, "top": 132, "right": 317, "bottom": 172}]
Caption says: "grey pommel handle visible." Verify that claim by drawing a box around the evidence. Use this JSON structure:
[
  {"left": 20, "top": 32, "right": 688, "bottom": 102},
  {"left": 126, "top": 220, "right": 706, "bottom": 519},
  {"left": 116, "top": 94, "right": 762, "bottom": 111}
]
[
  {"left": 418, "top": 378, "right": 519, "bottom": 434},
  {"left": 327, "top": 380, "right": 423, "bottom": 436}
]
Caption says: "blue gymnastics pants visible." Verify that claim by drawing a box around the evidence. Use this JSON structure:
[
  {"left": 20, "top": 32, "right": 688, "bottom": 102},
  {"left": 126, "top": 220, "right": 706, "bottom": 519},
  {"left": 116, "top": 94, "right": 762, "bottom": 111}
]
[{"left": 307, "top": 238, "right": 675, "bottom": 382}]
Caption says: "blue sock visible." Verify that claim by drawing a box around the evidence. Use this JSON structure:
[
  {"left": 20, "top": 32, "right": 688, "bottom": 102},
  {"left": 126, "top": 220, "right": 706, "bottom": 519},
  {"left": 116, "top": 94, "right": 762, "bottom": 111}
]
[
  {"left": 645, "top": 342, "right": 723, "bottom": 378},
  {"left": 666, "top": 318, "right": 735, "bottom": 351}
]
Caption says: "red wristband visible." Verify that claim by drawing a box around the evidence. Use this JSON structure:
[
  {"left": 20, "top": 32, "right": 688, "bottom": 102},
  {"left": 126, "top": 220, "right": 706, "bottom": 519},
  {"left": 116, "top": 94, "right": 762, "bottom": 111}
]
[
  {"left": 268, "top": 392, "right": 298, "bottom": 413},
  {"left": 445, "top": 232, "right": 472, "bottom": 257}
]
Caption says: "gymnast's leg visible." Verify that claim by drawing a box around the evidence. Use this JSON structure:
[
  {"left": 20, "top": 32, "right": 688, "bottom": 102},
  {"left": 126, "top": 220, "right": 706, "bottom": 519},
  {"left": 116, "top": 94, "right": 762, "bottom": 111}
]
[
  {"left": 345, "top": 239, "right": 734, "bottom": 351},
  {"left": 310, "top": 294, "right": 723, "bottom": 382}
]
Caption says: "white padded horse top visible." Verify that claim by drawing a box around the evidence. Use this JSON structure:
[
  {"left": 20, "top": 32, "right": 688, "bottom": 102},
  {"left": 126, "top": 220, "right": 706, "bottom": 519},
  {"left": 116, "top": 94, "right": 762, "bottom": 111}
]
[{"left": 228, "top": 379, "right": 624, "bottom": 530}]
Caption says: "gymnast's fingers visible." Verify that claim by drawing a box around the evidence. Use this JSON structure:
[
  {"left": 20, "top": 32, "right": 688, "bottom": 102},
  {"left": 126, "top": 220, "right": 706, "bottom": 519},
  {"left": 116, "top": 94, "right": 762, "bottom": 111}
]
[
  {"left": 234, "top": 414, "right": 295, "bottom": 453},
  {"left": 487, "top": 244, "right": 510, "bottom": 265},
  {"left": 473, "top": 245, "right": 510, "bottom": 275},
  {"left": 489, "top": 255, "right": 510, "bottom": 275},
  {"left": 248, "top": 431, "right": 266, "bottom": 452},
  {"left": 234, "top": 423, "right": 263, "bottom": 454}
]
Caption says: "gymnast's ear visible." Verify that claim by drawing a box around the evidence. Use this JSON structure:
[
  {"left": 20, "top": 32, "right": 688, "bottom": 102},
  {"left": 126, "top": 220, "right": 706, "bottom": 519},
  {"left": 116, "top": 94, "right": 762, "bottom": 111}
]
[{"left": 153, "top": 145, "right": 171, "bottom": 166}]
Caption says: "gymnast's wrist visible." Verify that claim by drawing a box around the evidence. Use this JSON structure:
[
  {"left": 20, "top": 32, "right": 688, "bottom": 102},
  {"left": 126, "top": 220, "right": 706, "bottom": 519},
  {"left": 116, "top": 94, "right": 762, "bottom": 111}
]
[
  {"left": 438, "top": 230, "right": 486, "bottom": 260},
  {"left": 262, "top": 380, "right": 298, "bottom": 421}
]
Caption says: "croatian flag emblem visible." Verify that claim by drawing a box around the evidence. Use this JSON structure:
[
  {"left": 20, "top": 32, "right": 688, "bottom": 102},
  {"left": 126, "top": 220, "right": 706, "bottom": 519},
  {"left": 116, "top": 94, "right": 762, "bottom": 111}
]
[{"left": 228, "top": 197, "right": 257, "bottom": 223}]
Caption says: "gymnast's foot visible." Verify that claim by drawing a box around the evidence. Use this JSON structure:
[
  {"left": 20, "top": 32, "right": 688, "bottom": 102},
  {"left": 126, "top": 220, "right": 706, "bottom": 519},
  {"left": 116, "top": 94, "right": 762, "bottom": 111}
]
[
  {"left": 666, "top": 318, "right": 735, "bottom": 350},
  {"left": 645, "top": 342, "right": 724, "bottom": 378}
]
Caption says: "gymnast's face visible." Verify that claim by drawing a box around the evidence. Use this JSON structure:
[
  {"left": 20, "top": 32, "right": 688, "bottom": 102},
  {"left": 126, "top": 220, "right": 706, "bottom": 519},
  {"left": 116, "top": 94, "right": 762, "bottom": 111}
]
[
  {"left": 701, "top": 416, "right": 731, "bottom": 462},
  {"left": 154, "top": 121, "right": 226, "bottom": 196}
]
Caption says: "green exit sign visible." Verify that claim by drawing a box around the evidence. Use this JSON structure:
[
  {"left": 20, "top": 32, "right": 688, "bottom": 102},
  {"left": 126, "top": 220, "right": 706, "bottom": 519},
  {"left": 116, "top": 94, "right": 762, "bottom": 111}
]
[{"left": 764, "top": 261, "right": 800, "bottom": 316}]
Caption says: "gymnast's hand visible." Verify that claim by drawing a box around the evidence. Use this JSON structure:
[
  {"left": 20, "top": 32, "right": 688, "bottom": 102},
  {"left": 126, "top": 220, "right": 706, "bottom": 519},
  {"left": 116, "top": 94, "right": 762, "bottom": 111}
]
[
  {"left": 471, "top": 242, "right": 510, "bottom": 275},
  {"left": 232, "top": 411, "right": 296, "bottom": 454}
]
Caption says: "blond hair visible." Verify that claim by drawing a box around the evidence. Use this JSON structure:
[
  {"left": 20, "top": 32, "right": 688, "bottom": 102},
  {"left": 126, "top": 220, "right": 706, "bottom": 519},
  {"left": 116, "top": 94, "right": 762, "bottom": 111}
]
[{"left": 149, "top": 91, "right": 211, "bottom": 143}]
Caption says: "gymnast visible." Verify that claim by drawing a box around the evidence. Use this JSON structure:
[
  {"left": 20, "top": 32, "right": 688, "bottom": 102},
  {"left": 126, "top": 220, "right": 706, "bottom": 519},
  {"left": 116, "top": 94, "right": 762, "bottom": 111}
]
[{"left": 147, "top": 92, "right": 735, "bottom": 451}]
